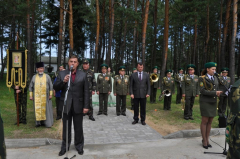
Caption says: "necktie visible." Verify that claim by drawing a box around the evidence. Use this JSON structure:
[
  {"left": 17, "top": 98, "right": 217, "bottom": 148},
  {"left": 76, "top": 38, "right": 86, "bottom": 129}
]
[
  {"left": 139, "top": 72, "right": 142, "bottom": 81},
  {"left": 211, "top": 77, "right": 214, "bottom": 82}
]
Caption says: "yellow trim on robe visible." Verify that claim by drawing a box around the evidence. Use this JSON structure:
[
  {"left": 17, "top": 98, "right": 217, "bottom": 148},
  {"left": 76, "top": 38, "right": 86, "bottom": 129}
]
[
  {"left": 34, "top": 73, "right": 47, "bottom": 121},
  {"left": 49, "top": 91, "right": 53, "bottom": 96}
]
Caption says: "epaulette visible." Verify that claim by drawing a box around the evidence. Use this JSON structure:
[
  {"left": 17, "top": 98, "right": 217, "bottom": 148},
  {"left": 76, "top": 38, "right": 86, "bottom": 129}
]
[{"left": 125, "top": 75, "right": 129, "bottom": 77}]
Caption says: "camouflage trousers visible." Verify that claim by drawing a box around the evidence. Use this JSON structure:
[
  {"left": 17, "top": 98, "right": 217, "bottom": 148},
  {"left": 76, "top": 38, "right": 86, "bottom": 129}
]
[
  {"left": 227, "top": 147, "right": 240, "bottom": 159},
  {"left": 14, "top": 92, "right": 27, "bottom": 122}
]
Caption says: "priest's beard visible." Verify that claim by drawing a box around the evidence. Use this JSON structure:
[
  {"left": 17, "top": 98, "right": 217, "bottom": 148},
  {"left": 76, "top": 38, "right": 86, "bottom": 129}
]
[{"left": 38, "top": 72, "right": 43, "bottom": 75}]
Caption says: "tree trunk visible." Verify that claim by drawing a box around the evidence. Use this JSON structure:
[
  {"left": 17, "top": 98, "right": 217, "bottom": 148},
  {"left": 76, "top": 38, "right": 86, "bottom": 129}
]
[
  {"left": 27, "top": 0, "right": 33, "bottom": 78},
  {"left": 152, "top": 0, "right": 158, "bottom": 68},
  {"left": 132, "top": 0, "right": 137, "bottom": 68},
  {"left": 229, "top": 0, "right": 238, "bottom": 84},
  {"left": 221, "top": 0, "right": 231, "bottom": 68},
  {"left": 106, "top": 0, "right": 114, "bottom": 66},
  {"left": 204, "top": 1, "right": 209, "bottom": 64},
  {"left": 58, "top": 0, "right": 64, "bottom": 69},
  {"left": 62, "top": 1, "right": 68, "bottom": 65},
  {"left": 160, "top": 0, "right": 169, "bottom": 86},
  {"left": 217, "top": 0, "right": 223, "bottom": 72},
  {"left": 94, "top": 0, "right": 100, "bottom": 72},
  {"left": 68, "top": 0, "right": 73, "bottom": 56},
  {"left": 193, "top": 8, "right": 197, "bottom": 64},
  {"left": 142, "top": 0, "right": 149, "bottom": 67}
]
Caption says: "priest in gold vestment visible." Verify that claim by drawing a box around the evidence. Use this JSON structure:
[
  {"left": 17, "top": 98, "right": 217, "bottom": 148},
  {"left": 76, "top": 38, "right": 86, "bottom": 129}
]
[{"left": 29, "top": 62, "right": 53, "bottom": 127}]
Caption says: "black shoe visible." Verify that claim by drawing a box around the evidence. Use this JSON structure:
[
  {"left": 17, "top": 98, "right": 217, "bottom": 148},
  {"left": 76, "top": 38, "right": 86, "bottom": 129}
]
[
  {"left": 103, "top": 113, "right": 108, "bottom": 116},
  {"left": 89, "top": 116, "right": 95, "bottom": 121},
  {"left": 203, "top": 145, "right": 208, "bottom": 149},
  {"left": 208, "top": 144, "right": 212, "bottom": 148},
  {"left": 22, "top": 121, "right": 27, "bottom": 124},
  {"left": 132, "top": 121, "right": 138, "bottom": 125},
  {"left": 121, "top": 113, "right": 126, "bottom": 116},
  {"left": 184, "top": 117, "right": 189, "bottom": 120},
  {"left": 58, "top": 150, "right": 66, "bottom": 156},
  {"left": 14, "top": 121, "right": 22, "bottom": 125},
  {"left": 97, "top": 112, "right": 102, "bottom": 115},
  {"left": 117, "top": 114, "right": 120, "bottom": 116},
  {"left": 189, "top": 117, "right": 194, "bottom": 120},
  {"left": 78, "top": 150, "right": 84, "bottom": 155},
  {"left": 35, "top": 124, "right": 41, "bottom": 127},
  {"left": 56, "top": 116, "right": 62, "bottom": 120},
  {"left": 141, "top": 121, "right": 146, "bottom": 125}
]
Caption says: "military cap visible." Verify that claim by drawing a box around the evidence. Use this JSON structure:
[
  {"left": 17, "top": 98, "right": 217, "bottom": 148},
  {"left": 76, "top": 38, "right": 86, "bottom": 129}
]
[
  {"left": 165, "top": 69, "right": 172, "bottom": 74},
  {"left": 204, "top": 62, "right": 217, "bottom": 68},
  {"left": 36, "top": 62, "right": 44, "bottom": 68},
  {"left": 133, "top": 68, "right": 137, "bottom": 71},
  {"left": 58, "top": 64, "right": 64, "bottom": 67},
  {"left": 221, "top": 67, "right": 229, "bottom": 72},
  {"left": 83, "top": 59, "right": 89, "bottom": 64},
  {"left": 187, "top": 64, "right": 196, "bottom": 70},
  {"left": 152, "top": 66, "right": 158, "bottom": 70},
  {"left": 178, "top": 68, "right": 184, "bottom": 71},
  {"left": 100, "top": 63, "right": 108, "bottom": 69},
  {"left": 118, "top": 66, "right": 126, "bottom": 71}
]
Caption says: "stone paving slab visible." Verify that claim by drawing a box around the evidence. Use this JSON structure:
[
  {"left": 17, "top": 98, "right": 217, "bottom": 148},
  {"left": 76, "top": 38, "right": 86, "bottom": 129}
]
[{"left": 69, "top": 107, "right": 162, "bottom": 145}]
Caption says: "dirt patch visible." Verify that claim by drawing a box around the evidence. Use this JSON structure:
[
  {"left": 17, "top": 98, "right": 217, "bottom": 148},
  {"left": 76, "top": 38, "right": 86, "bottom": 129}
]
[{"left": 145, "top": 116, "right": 199, "bottom": 136}]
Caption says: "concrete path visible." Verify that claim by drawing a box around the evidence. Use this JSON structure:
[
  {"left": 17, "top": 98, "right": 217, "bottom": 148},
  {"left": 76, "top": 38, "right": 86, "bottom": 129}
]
[
  {"left": 81, "top": 107, "right": 162, "bottom": 144},
  {"left": 7, "top": 135, "right": 227, "bottom": 159}
]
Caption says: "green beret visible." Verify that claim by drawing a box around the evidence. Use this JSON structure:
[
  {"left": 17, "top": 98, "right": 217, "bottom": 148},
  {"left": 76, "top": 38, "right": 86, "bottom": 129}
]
[
  {"left": 187, "top": 64, "right": 196, "bottom": 70},
  {"left": 165, "top": 69, "right": 172, "bottom": 74},
  {"left": 200, "top": 69, "right": 204, "bottom": 73},
  {"left": 59, "top": 64, "right": 63, "bottom": 67},
  {"left": 152, "top": 66, "right": 158, "bottom": 70},
  {"left": 133, "top": 68, "right": 137, "bottom": 71},
  {"left": 118, "top": 66, "right": 126, "bottom": 71},
  {"left": 178, "top": 68, "right": 184, "bottom": 71},
  {"left": 221, "top": 67, "right": 229, "bottom": 72},
  {"left": 100, "top": 63, "right": 108, "bottom": 69},
  {"left": 204, "top": 62, "right": 217, "bottom": 68},
  {"left": 83, "top": 59, "right": 89, "bottom": 64}
]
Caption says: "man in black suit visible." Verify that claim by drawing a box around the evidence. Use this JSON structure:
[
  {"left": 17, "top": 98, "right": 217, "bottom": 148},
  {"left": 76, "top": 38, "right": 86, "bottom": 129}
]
[
  {"left": 53, "top": 55, "right": 89, "bottom": 156},
  {"left": 130, "top": 62, "right": 150, "bottom": 125}
]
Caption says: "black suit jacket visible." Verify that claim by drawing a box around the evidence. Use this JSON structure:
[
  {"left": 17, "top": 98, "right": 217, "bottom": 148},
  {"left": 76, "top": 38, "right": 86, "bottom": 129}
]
[
  {"left": 53, "top": 69, "right": 89, "bottom": 114},
  {"left": 130, "top": 72, "right": 151, "bottom": 98}
]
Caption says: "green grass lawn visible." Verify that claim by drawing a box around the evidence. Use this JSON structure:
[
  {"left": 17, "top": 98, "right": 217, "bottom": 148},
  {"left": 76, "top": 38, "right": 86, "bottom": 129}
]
[
  {"left": 0, "top": 73, "right": 219, "bottom": 138},
  {"left": 126, "top": 88, "right": 219, "bottom": 135},
  {"left": 0, "top": 74, "right": 61, "bottom": 139}
]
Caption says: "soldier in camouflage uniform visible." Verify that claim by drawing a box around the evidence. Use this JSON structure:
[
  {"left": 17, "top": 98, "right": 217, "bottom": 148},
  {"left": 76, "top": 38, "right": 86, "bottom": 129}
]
[
  {"left": 175, "top": 68, "right": 184, "bottom": 104},
  {"left": 226, "top": 79, "right": 240, "bottom": 159},
  {"left": 130, "top": 68, "right": 137, "bottom": 110},
  {"left": 150, "top": 66, "right": 160, "bottom": 104},
  {"left": 182, "top": 64, "right": 199, "bottom": 120},
  {"left": 218, "top": 67, "right": 231, "bottom": 117},
  {"left": 161, "top": 70, "right": 175, "bottom": 110},
  {"left": 82, "top": 59, "right": 96, "bottom": 121},
  {"left": 12, "top": 79, "right": 29, "bottom": 125},
  {"left": 0, "top": 111, "right": 6, "bottom": 159},
  {"left": 113, "top": 66, "right": 129, "bottom": 116},
  {"left": 97, "top": 64, "right": 112, "bottom": 115}
]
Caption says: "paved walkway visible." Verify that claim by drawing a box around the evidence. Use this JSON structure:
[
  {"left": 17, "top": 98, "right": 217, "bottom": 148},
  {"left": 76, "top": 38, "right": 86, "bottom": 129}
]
[
  {"left": 7, "top": 135, "right": 227, "bottom": 159},
  {"left": 80, "top": 106, "right": 162, "bottom": 144}
]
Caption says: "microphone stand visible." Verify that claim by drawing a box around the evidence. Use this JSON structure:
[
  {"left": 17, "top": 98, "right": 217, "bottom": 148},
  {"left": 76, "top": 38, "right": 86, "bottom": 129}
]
[
  {"left": 62, "top": 67, "right": 76, "bottom": 159},
  {"left": 204, "top": 73, "right": 229, "bottom": 156}
]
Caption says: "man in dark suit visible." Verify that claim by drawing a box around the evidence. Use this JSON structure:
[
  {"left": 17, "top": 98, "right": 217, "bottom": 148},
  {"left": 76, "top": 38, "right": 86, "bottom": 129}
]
[
  {"left": 53, "top": 55, "right": 89, "bottom": 156},
  {"left": 130, "top": 61, "right": 150, "bottom": 125}
]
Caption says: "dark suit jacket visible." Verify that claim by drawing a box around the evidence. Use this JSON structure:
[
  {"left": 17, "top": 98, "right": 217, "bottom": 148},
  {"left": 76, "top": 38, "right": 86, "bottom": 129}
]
[
  {"left": 130, "top": 72, "right": 150, "bottom": 98},
  {"left": 53, "top": 69, "right": 89, "bottom": 114}
]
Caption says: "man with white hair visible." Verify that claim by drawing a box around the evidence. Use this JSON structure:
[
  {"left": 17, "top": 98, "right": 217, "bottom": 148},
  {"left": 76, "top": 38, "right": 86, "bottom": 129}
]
[{"left": 29, "top": 62, "right": 53, "bottom": 127}]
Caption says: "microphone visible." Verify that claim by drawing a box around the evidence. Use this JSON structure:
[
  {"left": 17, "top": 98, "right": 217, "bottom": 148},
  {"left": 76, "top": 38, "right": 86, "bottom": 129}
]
[
  {"left": 214, "top": 72, "right": 219, "bottom": 77},
  {"left": 70, "top": 65, "right": 73, "bottom": 71}
]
